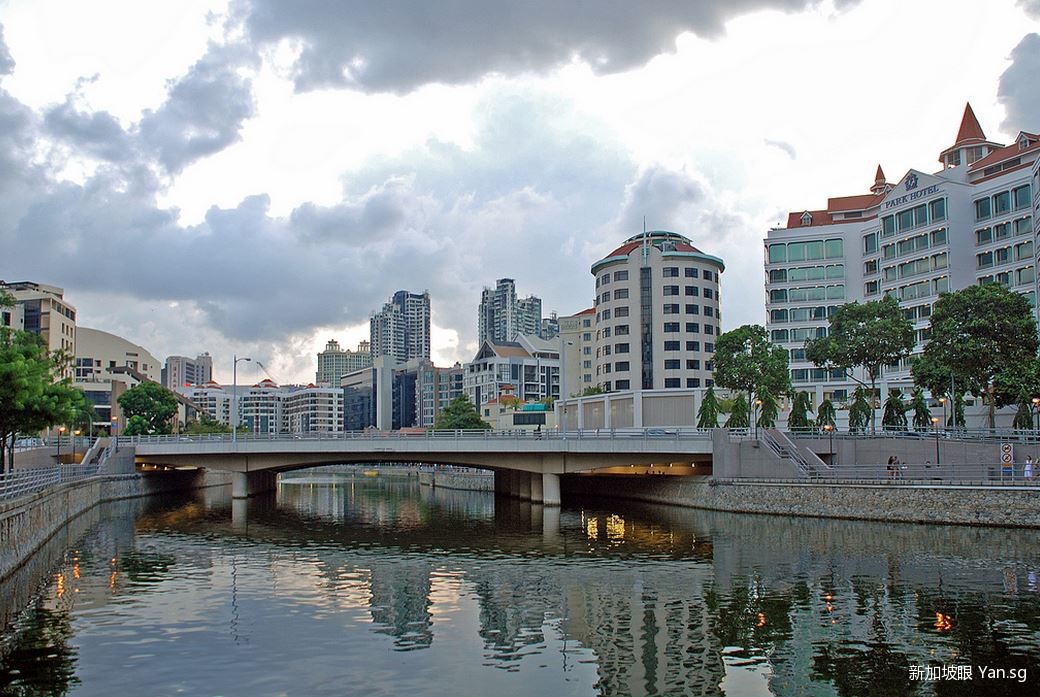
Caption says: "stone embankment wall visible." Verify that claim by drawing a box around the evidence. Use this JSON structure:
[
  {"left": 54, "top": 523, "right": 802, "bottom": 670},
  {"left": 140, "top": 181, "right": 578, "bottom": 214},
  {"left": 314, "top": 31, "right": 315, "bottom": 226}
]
[
  {"left": 418, "top": 470, "right": 494, "bottom": 492},
  {"left": 0, "top": 470, "right": 232, "bottom": 581},
  {"left": 562, "top": 475, "right": 1040, "bottom": 528}
]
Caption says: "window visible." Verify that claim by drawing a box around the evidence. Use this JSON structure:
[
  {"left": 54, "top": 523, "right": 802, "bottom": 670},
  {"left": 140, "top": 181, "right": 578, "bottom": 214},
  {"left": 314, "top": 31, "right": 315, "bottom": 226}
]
[
  {"left": 615, "top": 380, "right": 630, "bottom": 390},
  {"left": 996, "top": 247, "right": 1012, "bottom": 265},
  {"left": 686, "top": 304, "right": 700, "bottom": 315},
  {"left": 600, "top": 274, "right": 610, "bottom": 285},
  {"left": 664, "top": 378, "right": 681, "bottom": 388},
  {"left": 863, "top": 232, "right": 879, "bottom": 254},
  {"left": 615, "top": 306, "right": 629, "bottom": 318},
  {"left": 702, "top": 304, "right": 712, "bottom": 316},
  {"left": 769, "top": 269, "right": 787, "bottom": 283},
  {"left": 615, "top": 324, "right": 630, "bottom": 335},
  {"left": 882, "top": 243, "right": 895, "bottom": 260},
  {"left": 615, "top": 361, "right": 630, "bottom": 372},
  {"left": 932, "top": 252, "right": 948, "bottom": 270},
  {"left": 686, "top": 323, "right": 700, "bottom": 333},
  {"left": 1013, "top": 184, "right": 1031, "bottom": 210},
  {"left": 976, "top": 227, "right": 993, "bottom": 245},
  {"left": 601, "top": 309, "right": 611, "bottom": 320},
  {"left": 664, "top": 359, "right": 680, "bottom": 370},
  {"left": 603, "top": 345, "right": 612, "bottom": 356},
  {"left": 663, "top": 267, "right": 679, "bottom": 277},
  {"left": 994, "top": 191, "right": 1011, "bottom": 215},
  {"left": 930, "top": 198, "right": 946, "bottom": 222},
  {"left": 602, "top": 327, "right": 612, "bottom": 338},
  {"left": 767, "top": 244, "right": 786, "bottom": 263},
  {"left": 995, "top": 222, "right": 1012, "bottom": 240},
  {"left": 599, "top": 292, "right": 609, "bottom": 304},
  {"left": 769, "top": 289, "right": 787, "bottom": 303},
  {"left": 663, "top": 303, "right": 680, "bottom": 314},
  {"left": 897, "top": 209, "right": 914, "bottom": 232},
  {"left": 663, "top": 285, "right": 679, "bottom": 296},
  {"left": 864, "top": 259, "right": 879, "bottom": 275},
  {"left": 685, "top": 267, "right": 699, "bottom": 278},
  {"left": 615, "top": 343, "right": 630, "bottom": 353},
  {"left": 771, "top": 329, "right": 789, "bottom": 342},
  {"left": 686, "top": 359, "right": 701, "bottom": 369},
  {"left": 975, "top": 197, "right": 992, "bottom": 221},
  {"left": 865, "top": 280, "right": 879, "bottom": 296},
  {"left": 685, "top": 286, "right": 700, "bottom": 296},
  {"left": 912, "top": 204, "right": 928, "bottom": 227},
  {"left": 825, "top": 239, "right": 843, "bottom": 258},
  {"left": 1015, "top": 217, "right": 1032, "bottom": 236},
  {"left": 686, "top": 378, "right": 701, "bottom": 388},
  {"left": 1015, "top": 241, "right": 1033, "bottom": 261},
  {"left": 1018, "top": 267, "right": 1036, "bottom": 285},
  {"left": 664, "top": 341, "right": 680, "bottom": 351},
  {"left": 613, "top": 288, "right": 629, "bottom": 300},
  {"left": 705, "top": 343, "right": 714, "bottom": 353},
  {"left": 882, "top": 215, "right": 895, "bottom": 237},
  {"left": 703, "top": 288, "right": 714, "bottom": 299},
  {"left": 613, "top": 270, "right": 629, "bottom": 281},
  {"left": 663, "top": 322, "right": 680, "bottom": 332},
  {"left": 930, "top": 228, "right": 947, "bottom": 246},
  {"left": 686, "top": 341, "right": 700, "bottom": 351}
]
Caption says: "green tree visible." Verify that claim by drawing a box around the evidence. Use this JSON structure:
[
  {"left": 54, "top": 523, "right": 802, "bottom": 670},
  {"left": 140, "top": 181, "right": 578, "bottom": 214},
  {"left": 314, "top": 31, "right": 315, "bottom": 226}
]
[
  {"left": 725, "top": 393, "right": 749, "bottom": 428},
  {"left": 804, "top": 296, "right": 914, "bottom": 433},
  {"left": 847, "top": 387, "right": 871, "bottom": 433},
  {"left": 1, "top": 292, "right": 86, "bottom": 472},
  {"left": 881, "top": 390, "right": 908, "bottom": 431},
  {"left": 697, "top": 386, "right": 720, "bottom": 429},
  {"left": 118, "top": 381, "right": 178, "bottom": 436},
  {"left": 915, "top": 284, "right": 1039, "bottom": 428},
  {"left": 433, "top": 395, "right": 491, "bottom": 430},
  {"left": 816, "top": 398, "right": 836, "bottom": 430},
  {"left": 580, "top": 385, "right": 605, "bottom": 397},
  {"left": 713, "top": 325, "right": 790, "bottom": 414},
  {"left": 910, "top": 388, "right": 932, "bottom": 431},
  {"left": 756, "top": 390, "right": 779, "bottom": 429},
  {"left": 185, "top": 414, "right": 232, "bottom": 435},
  {"left": 788, "top": 391, "right": 815, "bottom": 431},
  {"left": 1013, "top": 402, "right": 1033, "bottom": 430}
]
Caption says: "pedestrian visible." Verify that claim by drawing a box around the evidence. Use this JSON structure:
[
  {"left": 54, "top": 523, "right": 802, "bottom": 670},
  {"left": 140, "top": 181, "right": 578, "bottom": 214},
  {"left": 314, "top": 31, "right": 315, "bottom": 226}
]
[
  {"left": 887, "top": 455, "right": 896, "bottom": 479},
  {"left": 1025, "top": 455, "right": 1034, "bottom": 480}
]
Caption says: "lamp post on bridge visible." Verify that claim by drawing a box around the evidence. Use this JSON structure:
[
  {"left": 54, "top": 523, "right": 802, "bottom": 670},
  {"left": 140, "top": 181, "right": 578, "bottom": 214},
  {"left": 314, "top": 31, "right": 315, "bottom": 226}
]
[
  {"left": 73, "top": 429, "right": 80, "bottom": 464},
  {"left": 823, "top": 423, "right": 833, "bottom": 465},
  {"left": 232, "top": 356, "right": 252, "bottom": 446},
  {"left": 931, "top": 417, "right": 940, "bottom": 465},
  {"left": 939, "top": 397, "right": 946, "bottom": 430},
  {"left": 57, "top": 425, "right": 65, "bottom": 463},
  {"left": 753, "top": 398, "right": 762, "bottom": 439},
  {"left": 1032, "top": 397, "right": 1039, "bottom": 432}
]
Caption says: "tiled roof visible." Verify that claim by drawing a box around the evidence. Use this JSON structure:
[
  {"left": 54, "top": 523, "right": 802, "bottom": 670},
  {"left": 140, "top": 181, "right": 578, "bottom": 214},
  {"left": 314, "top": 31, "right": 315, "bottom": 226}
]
[
  {"left": 826, "top": 193, "right": 883, "bottom": 212},
  {"left": 969, "top": 135, "right": 1040, "bottom": 172},
  {"left": 954, "top": 103, "right": 986, "bottom": 144}
]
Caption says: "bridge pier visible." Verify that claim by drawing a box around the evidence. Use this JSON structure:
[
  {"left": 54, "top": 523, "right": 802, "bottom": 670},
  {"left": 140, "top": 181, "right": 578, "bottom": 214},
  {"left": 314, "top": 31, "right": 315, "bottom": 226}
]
[
  {"left": 530, "top": 472, "right": 543, "bottom": 503},
  {"left": 232, "top": 471, "right": 276, "bottom": 499},
  {"left": 518, "top": 472, "right": 532, "bottom": 501},
  {"left": 541, "top": 473, "right": 561, "bottom": 506}
]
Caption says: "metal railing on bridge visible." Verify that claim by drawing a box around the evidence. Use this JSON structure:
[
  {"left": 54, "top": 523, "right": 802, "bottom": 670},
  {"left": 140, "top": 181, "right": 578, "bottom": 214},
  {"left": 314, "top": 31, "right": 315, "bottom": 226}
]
[
  {"left": 794, "top": 460, "right": 1039, "bottom": 486},
  {"left": 0, "top": 463, "right": 101, "bottom": 501},
  {"left": 788, "top": 427, "right": 1040, "bottom": 444},
  {"left": 123, "top": 427, "right": 715, "bottom": 445}
]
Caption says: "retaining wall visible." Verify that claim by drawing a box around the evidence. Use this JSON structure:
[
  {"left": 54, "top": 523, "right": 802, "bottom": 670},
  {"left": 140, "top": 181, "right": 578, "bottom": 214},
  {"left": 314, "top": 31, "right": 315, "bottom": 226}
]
[
  {"left": 418, "top": 470, "right": 494, "bottom": 492},
  {"left": 0, "top": 469, "right": 232, "bottom": 581},
  {"left": 562, "top": 475, "right": 1040, "bottom": 528}
]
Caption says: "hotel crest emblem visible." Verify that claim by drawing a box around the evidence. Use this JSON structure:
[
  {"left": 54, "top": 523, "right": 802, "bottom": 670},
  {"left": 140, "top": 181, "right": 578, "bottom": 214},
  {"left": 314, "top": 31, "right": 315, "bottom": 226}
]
[{"left": 904, "top": 173, "right": 919, "bottom": 191}]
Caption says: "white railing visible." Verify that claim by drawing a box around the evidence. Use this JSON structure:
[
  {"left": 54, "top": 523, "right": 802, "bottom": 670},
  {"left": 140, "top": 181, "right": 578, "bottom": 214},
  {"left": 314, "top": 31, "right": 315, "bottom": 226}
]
[
  {"left": 0, "top": 463, "right": 101, "bottom": 500},
  {"left": 125, "top": 427, "right": 716, "bottom": 445}
]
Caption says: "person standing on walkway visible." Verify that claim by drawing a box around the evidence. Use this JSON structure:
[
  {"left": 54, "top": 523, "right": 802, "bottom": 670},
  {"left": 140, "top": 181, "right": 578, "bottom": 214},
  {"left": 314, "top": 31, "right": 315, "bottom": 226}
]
[{"left": 1025, "top": 455, "right": 1034, "bottom": 480}]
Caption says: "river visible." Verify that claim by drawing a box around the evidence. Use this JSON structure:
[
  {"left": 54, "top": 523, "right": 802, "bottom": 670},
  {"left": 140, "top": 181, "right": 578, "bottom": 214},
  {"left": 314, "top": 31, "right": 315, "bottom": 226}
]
[{"left": 1, "top": 473, "right": 1038, "bottom": 696}]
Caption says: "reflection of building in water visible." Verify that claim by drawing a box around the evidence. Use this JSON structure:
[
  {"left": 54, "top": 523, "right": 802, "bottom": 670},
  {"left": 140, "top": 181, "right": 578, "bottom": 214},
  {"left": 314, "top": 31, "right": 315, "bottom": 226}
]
[{"left": 368, "top": 564, "right": 433, "bottom": 650}]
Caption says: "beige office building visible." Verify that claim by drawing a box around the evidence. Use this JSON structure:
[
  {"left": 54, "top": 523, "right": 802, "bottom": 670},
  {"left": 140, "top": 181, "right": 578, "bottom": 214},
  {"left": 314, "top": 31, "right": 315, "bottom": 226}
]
[
  {"left": 591, "top": 231, "right": 725, "bottom": 392},
  {"left": 1, "top": 280, "right": 77, "bottom": 377}
]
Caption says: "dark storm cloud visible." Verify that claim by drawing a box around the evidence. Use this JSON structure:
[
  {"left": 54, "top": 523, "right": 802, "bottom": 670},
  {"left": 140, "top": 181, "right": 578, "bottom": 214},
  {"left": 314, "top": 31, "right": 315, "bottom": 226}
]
[
  {"left": 0, "top": 25, "right": 14, "bottom": 75},
  {"left": 138, "top": 46, "right": 256, "bottom": 174},
  {"left": 232, "top": 0, "right": 859, "bottom": 93},
  {"left": 43, "top": 97, "right": 136, "bottom": 163},
  {"left": 998, "top": 33, "right": 1040, "bottom": 133}
]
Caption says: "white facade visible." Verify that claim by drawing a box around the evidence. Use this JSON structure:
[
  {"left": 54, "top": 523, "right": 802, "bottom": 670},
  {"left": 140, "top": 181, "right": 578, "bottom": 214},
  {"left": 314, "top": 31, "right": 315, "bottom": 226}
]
[
  {"left": 316, "top": 339, "right": 371, "bottom": 385},
  {"left": 163, "top": 353, "right": 213, "bottom": 390},
  {"left": 75, "top": 327, "right": 161, "bottom": 383},
  {"left": 765, "top": 104, "right": 1039, "bottom": 404},
  {"left": 283, "top": 386, "right": 344, "bottom": 433},
  {"left": 1, "top": 280, "right": 77, "bottom": 377},
  {"left": 464, "top": 334, "right": 560, "bottom": 407},
  {"left": 370, "top": 290, "right": 430, "bottom": 362},
  {"left": 558, "top": 308, "right": 595, "bottom": 399},
  {"left": 477, "top": 278, "right": 544, "bottom": 344},
  {"left": 182, "top": 380, "right": 344, "bottom": 433}
]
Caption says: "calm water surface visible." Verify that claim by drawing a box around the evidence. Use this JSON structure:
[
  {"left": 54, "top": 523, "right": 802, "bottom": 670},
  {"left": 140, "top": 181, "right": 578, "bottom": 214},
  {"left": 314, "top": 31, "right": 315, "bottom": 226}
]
[{"left": 1, "top": 474, "right": 1038, "bottom": 696}]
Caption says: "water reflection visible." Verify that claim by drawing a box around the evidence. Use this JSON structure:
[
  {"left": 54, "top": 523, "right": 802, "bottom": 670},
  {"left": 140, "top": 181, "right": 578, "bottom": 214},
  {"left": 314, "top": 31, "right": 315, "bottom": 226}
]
[{"left": 0, "top": 475, "right": 1037, "bottom": 696}]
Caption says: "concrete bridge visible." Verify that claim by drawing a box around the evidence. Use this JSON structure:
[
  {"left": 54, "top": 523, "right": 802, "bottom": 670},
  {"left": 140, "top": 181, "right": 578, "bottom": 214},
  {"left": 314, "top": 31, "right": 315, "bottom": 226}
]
[{"left": 131, "top": 429, "right": 715, "bottom": 504}]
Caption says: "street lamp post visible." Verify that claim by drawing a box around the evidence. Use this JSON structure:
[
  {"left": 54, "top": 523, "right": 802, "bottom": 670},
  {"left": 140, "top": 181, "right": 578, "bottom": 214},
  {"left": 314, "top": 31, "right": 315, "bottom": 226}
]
[
  {"left": 1032, "top": 397, "right": 1039, "bottom": 432},
  {"left": 111, "top": 417, "right": 118, "bottom": 453},
  {"left": 57, "top": 425, "right": 66, "bottom": 463},
  {"left": 931, "top": 417, "right": 940, "bottom": 465},
  {"left": 232, "top": 356, "right": 252, "bottom": 445},
  {"left": 823, "top": 423, "right": 833, "bottom": 465},
  {"left": 73, "top": 429, "right": 80, "bottom": 464},
  {"left": 939, "top": 397, "right": 946, "bottom": 429},
  {"left": 754, "top": 398, "right": 762, "bottom": 439}
]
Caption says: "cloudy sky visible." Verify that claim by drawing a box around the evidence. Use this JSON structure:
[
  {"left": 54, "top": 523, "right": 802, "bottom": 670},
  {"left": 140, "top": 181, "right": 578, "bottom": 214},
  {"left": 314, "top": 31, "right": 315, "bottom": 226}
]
[{"left": 2, "top": 0, "right": 1039, "bottom": 384}]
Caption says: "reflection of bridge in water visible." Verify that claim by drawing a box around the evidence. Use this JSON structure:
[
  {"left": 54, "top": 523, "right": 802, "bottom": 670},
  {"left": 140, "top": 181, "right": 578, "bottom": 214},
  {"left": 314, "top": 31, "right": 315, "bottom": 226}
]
[{"left": 131, "top": 430, "right": 715, "bottom": 503}]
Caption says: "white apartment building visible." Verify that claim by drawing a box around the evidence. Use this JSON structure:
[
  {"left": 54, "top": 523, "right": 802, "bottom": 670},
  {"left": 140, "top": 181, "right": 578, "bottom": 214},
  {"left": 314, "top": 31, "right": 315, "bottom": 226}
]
[
  {"left": 283, "top": 385, "right": 345, "bottom": 433},
  {"left": 558, "top": 308, "right": 595, "bottom": 398},
  {"left": 477, "top": 278, "right": 544, "bottom": 344},
  {"left": 370, "top": 290, "right": 431, "bottom": 362},
  {"left": 316, "top": 339, "right": 371, "bottom": 385},
  {"left": 182, "top": 380, "right": 344, "bottom": 433},
  {"left": 591, "top": 231, "right": 724, "bottom": 392},
  {"left": 0, "top": 280, "right": 77, "bottom": 377},
  {"left": 464, "top": 334, "right": 560, "bottom": 407},
  {"left": 163, "top": 353, "right": 213, "bottom": 390},
  {"left": 765, "top": 104, "right": 1039, "bottom": 403}
]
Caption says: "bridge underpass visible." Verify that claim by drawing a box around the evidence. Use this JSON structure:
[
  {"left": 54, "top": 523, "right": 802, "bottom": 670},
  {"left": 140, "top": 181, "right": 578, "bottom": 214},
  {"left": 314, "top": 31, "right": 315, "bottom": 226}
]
[{"left": 131, "top": 431, "right": 715, "bottom": 505}]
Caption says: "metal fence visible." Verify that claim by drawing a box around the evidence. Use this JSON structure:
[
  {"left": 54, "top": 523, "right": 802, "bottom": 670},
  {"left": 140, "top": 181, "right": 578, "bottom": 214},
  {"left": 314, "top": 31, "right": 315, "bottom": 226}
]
[
  {"left": 0, "top": 463, "right": 101, "bottom": 500},
  {"left": 796, "top": 460, "right": 1038, "bottom": 485}
]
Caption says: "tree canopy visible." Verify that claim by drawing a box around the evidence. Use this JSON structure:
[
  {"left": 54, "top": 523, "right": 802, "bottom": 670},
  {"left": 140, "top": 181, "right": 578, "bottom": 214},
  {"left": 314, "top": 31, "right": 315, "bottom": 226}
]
[
  {"left": 118, "top": 382, "right": 178, "bottom": 435},
  {"left": 805, "top": 296, "right": 914, "bottom": 432},
  {"left": 725, "top": 393, "right": 749, "bottom": 428},
  {"left": 914, "top": 284, "right": 1038, "bottom": 428},
  {"left": 816, "top": 399, "right": 836, "bottom": 430},
  {"left": 847, "top": 387, "right": 871, "bottom": 433},
  {"left": 881, "top": 390, "right": 908, "bottom": 431},
  {"left": 788, "top": 391, "right": 814, "bottom": 430},
  {"left": 433, "top": 395, "right": 491, "bottom": 430},
  {"left": 909, "top": 388, "right": 932, "bottom": 431},
  {"left": 1, "top": 292, "right": 86, "bottom": 472},
  {"left": 713, "top": 324, "right": 790, "bottom": 408}
]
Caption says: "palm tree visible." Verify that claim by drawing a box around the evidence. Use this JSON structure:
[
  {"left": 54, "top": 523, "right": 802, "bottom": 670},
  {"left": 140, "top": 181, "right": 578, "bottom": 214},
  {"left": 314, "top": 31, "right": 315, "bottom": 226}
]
[
  {"left": 726, "top": 393, "right": 749, "bottom": 428},
  {"left": 816, "top": 398, "right": 836, "bottom": 430},
  {"left": 697, "top": 386, "right": 721, "bottom": 429},
  {"left": 848, "top": 387, "right": 871, "bottom": 433},
  {"left": 881, "top": 390, "right": 908, "bottom": 431},
  {"left": 910, "top": 388, "right": 931, "bottom": 430},
  {"left": 788, "top": 391, "right": 815, "bottom": 431}
]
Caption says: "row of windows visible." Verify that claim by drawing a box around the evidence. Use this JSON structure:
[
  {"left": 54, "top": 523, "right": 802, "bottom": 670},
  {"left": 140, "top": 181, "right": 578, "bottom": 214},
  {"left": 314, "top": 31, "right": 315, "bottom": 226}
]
[
  {"left": 975, "top": 217, "right": 1032, "bottom": 245},
  {"left": 975, "top": 184, "right": 1031, "bottom": 221},
  {"left": 767, "top": 264, "right": 844, "bottom": 284},
  {"left": 792, "top": 368, "right": 848, "bottom": 383},
  {"left": 660, "top": 341, "right": 715, "bottom": 353},
  {"left": 881, "top": 198, "right": 947, "bottom": 237},
  {"left": 882, "top": 252, "right": 947, "bottom": 281},
  {"left": 978, "top": 266, "right": 1035, "bottom": 287},
  {"left": 889, "top": 275, "right": 948, "bottom": 302},
  {"left": 598, "top": 307, "right": 629, "bottom": 321},
  {"left": 661, "top": 303, "right": 718, "bottom": 317},
  {"left": 771, "top": 327, "right": 827, "bottom": 343},
  {"left": 769, "top": 285, "right": 845, "bottom": 304},
  {"left": 601, "top": 378, "right": 714, "bottom": 391},
  {"left": 767, "top": 239, "right": 843, "bottom": 264},
  {"left": 881, "top": 228, "right": 947, "bottom": 260},
  {"left": 977, "top": 242, "right": 1032, "bottom": 269},
  {"left": 601, "top": 358, "right": 707, "bottom": 373},
  {"left": 769, "top": 305, "right": 839, "bottom": 323},
  {"left": 596, "top": 270, "right": 629, "bottom": 286},
  {"left": 597, "top": 266, "right": 720, "bottom": 287},
  {"left": 663, "top": 322, "right": 717, "bottom": 334},
  {"left": 663, "top": 285, "right": 716, "bottom": 298}
]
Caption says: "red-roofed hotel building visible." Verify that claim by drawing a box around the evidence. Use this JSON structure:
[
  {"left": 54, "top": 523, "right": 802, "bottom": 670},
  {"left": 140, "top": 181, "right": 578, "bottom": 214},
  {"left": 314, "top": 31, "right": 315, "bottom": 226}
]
[{"left": 766, "top": 104, "right": 1040, "bottom": 404}]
